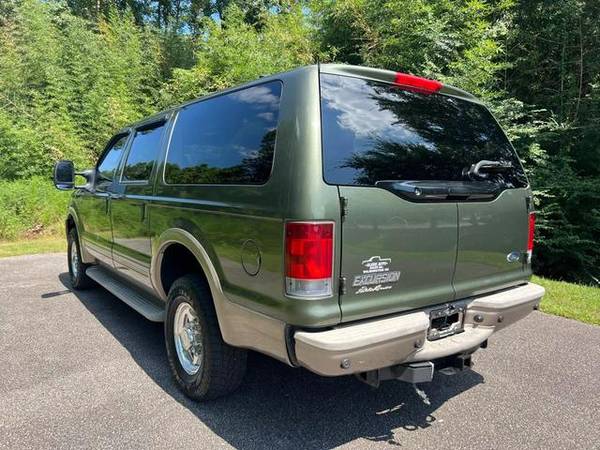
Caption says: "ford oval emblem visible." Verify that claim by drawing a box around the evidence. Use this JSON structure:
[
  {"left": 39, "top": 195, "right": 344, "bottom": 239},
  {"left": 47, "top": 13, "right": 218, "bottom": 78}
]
[{"left": 506, "top": 251, "right": 521, "bottom": 263}]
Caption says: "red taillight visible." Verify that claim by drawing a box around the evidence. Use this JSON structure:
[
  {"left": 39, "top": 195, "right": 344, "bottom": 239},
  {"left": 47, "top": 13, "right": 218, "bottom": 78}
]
[
  {"left": 394, "top": 72, "right": 443, "bottom": 94},
  {"left": 527, "top": 212, "right": 535, "bottom": 262},
  {"left": 285, "top": 221, "right": 334, "bottom": 297}
]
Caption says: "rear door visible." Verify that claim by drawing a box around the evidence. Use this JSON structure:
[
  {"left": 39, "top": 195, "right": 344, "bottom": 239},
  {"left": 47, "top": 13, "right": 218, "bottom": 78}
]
[
  {"left": 110, "top": 120, "right": 167, "bottom": 288},
  {"left": 320, "top": 72, "right": 530, "bottom": 323},
  {"left": 454, "top": 192, "right": 530, "bottom": 299},
  {"left": 320, "top": 73, "right": 458, "bottom": 322}
]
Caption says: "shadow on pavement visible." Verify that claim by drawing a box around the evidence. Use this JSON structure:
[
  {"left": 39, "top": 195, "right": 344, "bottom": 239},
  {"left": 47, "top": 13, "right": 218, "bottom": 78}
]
[{"left": 58, "top": 272, "right": 483, "bottom": 449}]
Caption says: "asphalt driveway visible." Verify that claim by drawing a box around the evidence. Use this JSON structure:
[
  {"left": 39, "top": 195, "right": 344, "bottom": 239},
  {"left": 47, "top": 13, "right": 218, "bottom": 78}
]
[{"left": 0, "top": 253, "right": 599, "bottom": 449}]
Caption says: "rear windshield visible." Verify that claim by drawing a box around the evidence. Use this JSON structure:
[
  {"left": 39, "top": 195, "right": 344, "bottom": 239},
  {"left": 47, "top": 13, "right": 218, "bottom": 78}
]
[{"left": 320, "top": 73, "right": 527, "bottom": 188}]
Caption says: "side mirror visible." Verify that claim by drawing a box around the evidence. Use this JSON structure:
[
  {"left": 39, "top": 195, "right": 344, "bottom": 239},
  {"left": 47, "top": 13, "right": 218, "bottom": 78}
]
[{"left": 53, "top": 160, "right": 75, "bottom": 190}]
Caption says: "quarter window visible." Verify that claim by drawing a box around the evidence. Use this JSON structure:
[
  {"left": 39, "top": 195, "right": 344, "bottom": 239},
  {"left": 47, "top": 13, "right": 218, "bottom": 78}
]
[
  {"left": 165, "top": 81, "right": 282, "bottom": 185},
  {"left": 122, "top": 123, "right": 166, "bottom": 182}
]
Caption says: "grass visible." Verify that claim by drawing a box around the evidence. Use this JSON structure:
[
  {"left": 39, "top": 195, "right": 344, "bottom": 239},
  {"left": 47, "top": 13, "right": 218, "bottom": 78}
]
[
  {"left": 533, "top": 276, "right": 600, "bottom": 326},
  {"left": 0, "top": 236, "right": 597, "bottom": 325},
  {"left": 0, "top": 236, "right": 65, "bottom": 258}
]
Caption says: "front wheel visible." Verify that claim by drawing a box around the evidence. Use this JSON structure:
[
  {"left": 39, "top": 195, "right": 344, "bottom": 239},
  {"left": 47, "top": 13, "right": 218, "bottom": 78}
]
[
  {"left": 165, "top": 275, "right": 247, "bottom": 400},
  {"left": 67, "top": 228, "right": 92, "bottom": 289}
]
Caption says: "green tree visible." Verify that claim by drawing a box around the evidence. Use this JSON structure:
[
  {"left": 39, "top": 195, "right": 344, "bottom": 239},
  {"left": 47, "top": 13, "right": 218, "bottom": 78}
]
[
  {"left": 311, "top": 0, "right": 507, "bottom": 97},
  {"left": 0, "top": 0, "right": 165, "bottom": 178},
  {"left": 160, "top": 3, "right": 318, "bottom": 105},
  {"left": 501, "top": 0, "right": 600, "bottom": 282}
]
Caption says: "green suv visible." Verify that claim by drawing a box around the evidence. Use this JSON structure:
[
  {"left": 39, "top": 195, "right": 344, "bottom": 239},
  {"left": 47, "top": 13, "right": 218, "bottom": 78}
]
[{"left": 53, "top": 64, "right": 545, "bottom": 400}]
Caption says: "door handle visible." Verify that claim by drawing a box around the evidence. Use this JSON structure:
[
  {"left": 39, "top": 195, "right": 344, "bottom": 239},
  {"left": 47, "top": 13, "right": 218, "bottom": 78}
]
[{"left": 110, "top": 193, "right": 124, "bottom": 200}]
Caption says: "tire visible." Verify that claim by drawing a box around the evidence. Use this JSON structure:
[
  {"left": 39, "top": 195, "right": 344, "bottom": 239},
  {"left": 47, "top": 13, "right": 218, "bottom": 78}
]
[
  {"left": 67, "top": 228, "right": 92, "bottom": 289},
  {"left": 165, "top": 275, "right": 247, "bottom": 400}
]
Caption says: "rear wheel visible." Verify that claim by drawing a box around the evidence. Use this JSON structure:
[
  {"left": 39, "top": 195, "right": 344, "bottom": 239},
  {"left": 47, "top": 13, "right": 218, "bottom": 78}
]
[
  {"left": 165, "top": 275, "right": 247, "bottom": 400},
  {"left": 67, "top": 228, "right": 92, "bottom": 289}
]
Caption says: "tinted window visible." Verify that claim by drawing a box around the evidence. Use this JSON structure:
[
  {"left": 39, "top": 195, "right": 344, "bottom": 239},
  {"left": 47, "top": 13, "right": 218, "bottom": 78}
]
[
  {"left": 97, "top": 135, "right": 128, "bottom": 182},
  {"left": 122, "top": 124, "right": 165, "bottom": 181},
  {"left": 165, "top": 81, "right": 282, "bottom": 185},
  {"left": 320, "top": 74, "right": 527, "bottom": 188}
]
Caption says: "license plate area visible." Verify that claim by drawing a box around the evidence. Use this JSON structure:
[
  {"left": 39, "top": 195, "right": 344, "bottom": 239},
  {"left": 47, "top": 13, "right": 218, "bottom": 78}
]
[{"left": 428, "top": 304, "right": 464, "bottom": 341}]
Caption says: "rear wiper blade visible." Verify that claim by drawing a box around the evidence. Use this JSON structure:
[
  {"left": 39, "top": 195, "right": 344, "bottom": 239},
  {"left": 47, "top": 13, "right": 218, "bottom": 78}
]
[
  {"left": 465, "top": 160, "right": 512, "bottom": 180},
  {"left": 375, "top": 180, "right": 500, "bottom": 202}
]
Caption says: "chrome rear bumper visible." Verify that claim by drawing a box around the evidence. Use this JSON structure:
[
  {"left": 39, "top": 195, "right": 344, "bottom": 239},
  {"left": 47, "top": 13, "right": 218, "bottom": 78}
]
[{"left": 294, "top": 283, "right": 545, "bottom": 376}]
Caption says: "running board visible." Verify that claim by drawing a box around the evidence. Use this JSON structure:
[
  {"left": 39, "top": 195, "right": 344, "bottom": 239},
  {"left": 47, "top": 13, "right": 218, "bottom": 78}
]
[{"left": 86, "top": 266, "right": 165, "bottom": 322}]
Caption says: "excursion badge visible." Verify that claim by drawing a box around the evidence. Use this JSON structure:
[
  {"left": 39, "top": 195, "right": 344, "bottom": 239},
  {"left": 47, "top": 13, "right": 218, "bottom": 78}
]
[{"left": 352, "top": 256, "right": 401, "bottom": 294}]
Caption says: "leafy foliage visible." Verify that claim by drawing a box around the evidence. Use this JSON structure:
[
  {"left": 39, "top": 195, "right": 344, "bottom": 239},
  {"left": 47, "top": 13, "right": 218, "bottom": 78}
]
[
  {"left": 0, "top": 176, "right": 70, "bottom": 239},
  {"left": 159, "top": 3, "right": 317, "bottom": 106},
  {"left": 502, "top": 0, "right": 600, "bottom": 283},
  {"left": 0, "top": 0, "right": 164, "bottom": 178},
  {"left": 0, "top": 0, "right": 598, "bottom": 284}
]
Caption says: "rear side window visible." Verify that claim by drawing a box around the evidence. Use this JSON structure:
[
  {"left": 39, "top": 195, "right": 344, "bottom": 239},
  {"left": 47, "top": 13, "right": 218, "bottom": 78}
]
[
  {"left": 122, "top": 123, "right": 165, "bottom": 182},
  {"left": 165, "top": 81, "right": 282, "bottom": 185},
  {"left": 320, "top": 73, "right": 527, "bottom": 188}
]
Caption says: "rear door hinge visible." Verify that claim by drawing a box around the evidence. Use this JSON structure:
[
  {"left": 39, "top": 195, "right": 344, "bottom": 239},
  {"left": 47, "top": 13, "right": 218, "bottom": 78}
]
[
  {"left": 339, "top": 276, "right": 347, "bottom": 295},
  {"left": 525, "top": 195, "right": 533, "bottom": 212},
  {"left": 340, "top": 196, "right": 348, "bottom": 220}
]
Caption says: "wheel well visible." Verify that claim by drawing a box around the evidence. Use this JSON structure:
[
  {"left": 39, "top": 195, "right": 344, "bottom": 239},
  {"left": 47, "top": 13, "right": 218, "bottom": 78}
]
[
  {"left": 66, "top": 215, "right": 76, "bottom": 235},
  {"left": 160, "top": 243, "right": 207, "bottom": 296}
]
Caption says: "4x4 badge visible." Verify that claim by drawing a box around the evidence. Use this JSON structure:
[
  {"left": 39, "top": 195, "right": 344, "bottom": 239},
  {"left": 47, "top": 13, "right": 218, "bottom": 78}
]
[{"left": 352, "top": 256, "right": 401, "bottom": 294}]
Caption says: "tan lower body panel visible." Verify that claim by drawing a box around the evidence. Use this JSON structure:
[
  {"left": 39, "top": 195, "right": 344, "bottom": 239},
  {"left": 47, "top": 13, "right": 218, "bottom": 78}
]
[
  {"left": 151, "top": 228, "right": 291, "bottom": 366},
  {"left": 218, "top": 299, "right": 290, "bottom": 365},
  {"left": 294, "top": 282, "right": 545, "bottom": 376}
]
